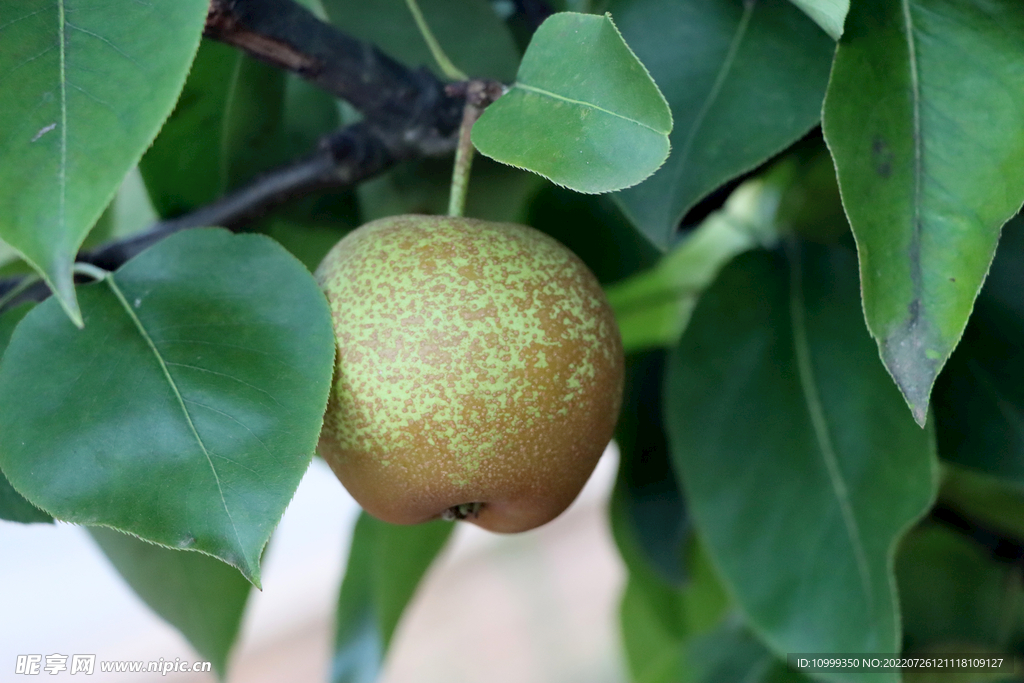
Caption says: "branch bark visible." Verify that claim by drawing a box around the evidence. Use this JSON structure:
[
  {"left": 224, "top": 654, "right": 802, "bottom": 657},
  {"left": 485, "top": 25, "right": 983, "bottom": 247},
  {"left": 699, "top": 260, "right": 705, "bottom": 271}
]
[{"left": 204, "top": 0, "right": 464, "bottom": 154}]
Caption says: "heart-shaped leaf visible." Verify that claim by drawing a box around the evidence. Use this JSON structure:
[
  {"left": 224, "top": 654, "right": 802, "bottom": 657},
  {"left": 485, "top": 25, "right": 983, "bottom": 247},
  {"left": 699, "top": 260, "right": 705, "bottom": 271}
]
[
  {"left": 823, "top": 0, "right": 1024, "bottom": 425},
  {"left": 472, "top": 12, "right": 672, "bottom": 195},
  {"left": 0, "top": 229, "right": 336, "bottom": 585},
  {"left": 665, "top": 243, "right": 937, "bottom": 680},
  {"left": 0, "top": 0, "right": 208, "bottom": 325},
  {"left": 608, "top": 0, "right": 834, "bottom": 247},
  {"left": 90, "top": 527, "right": 252, "bottom": 677},
  {"left": 331, "top": 514, "right": 453, "bottom": 683}
]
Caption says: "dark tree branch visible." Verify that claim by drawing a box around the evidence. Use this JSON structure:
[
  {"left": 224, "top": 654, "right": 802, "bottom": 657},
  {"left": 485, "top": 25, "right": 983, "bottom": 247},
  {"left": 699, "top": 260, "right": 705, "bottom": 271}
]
[{"left": 204, "top": 0, "right": 464, "bottom": 154}]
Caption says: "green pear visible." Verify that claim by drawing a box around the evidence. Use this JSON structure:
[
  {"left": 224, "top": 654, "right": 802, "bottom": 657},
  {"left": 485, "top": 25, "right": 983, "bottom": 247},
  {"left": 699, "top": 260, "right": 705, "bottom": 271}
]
[{"left": 315, "top": 215, "right": 623, "bottom": 533}]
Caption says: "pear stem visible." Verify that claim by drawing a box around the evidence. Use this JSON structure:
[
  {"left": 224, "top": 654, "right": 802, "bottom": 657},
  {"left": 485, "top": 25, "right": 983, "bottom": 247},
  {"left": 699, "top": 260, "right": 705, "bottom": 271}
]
[{"left": 446, "top": 80, "right": 505, "bottom": 219}]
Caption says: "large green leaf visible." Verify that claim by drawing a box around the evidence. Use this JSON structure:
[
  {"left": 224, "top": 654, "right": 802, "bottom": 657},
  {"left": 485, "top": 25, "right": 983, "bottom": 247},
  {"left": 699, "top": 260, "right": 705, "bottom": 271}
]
[
  {"left": 0, "top": 303, "right": 52, "bottom": 525},
  {"left": 787, "top": 0, "right": 848, "bottom": 40},
  {"left": 0, "top": 229, "right": 335, "bottom": 584},
  {"left": 822, "top": 0, "right": 1024, "bottom": 426},
  {"left": 609, "top": 0, "right": 833, "bottom": 247},
  {"left": 321, "top": 0, "right": 519, "bottom": 81},
  {"left": 0, "top": 1, "right": 208, "bottom": 325},
  {"left": 665, "top": 243, "right": 937, "bottom": 680},
  {"left": 897, "top": 525, "right": 1024, "bottom": 655},
  {"left": 90, "top": 526, "right": 252, "bottom": 677},
  {"left": 473, "top": 12, "right": 672, "bottom": 195},
  {"left": 331, "top": 514, "right": 453, "bottom": 683},
  {"left": 933, "top": 214, "right": 1024, "bottom": 485}
]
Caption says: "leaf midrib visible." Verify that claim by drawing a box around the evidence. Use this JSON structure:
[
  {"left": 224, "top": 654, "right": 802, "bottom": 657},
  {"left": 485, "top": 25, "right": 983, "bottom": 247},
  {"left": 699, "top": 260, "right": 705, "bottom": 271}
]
[
  {"left": 663, "top": 0, "right": 755, "bottom": 231},
  {"left": 514, "top": 82, "right": 667, "bottom": 134},
  {"left": 104, "top": 274, "right": 246, "bottom": 556},
  {"left": 788, "top": 243, "right": 874, "bottom": 608}
]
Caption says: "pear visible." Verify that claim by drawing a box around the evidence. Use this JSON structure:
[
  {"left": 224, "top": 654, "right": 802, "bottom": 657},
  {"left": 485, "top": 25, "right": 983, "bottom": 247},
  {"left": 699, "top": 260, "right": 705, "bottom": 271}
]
[{"left": 315, "top": 215, "right": 623, "bottom": 533}]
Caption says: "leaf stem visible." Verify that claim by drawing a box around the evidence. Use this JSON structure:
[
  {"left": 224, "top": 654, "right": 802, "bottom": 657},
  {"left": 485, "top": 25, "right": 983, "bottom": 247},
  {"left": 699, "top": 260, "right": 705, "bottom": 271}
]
[
  {"left": 404, "top": 0, "right": 467, "bottom": 81},
  {"left": 73, "top": 262, "right": 111, "bottom": 282}
]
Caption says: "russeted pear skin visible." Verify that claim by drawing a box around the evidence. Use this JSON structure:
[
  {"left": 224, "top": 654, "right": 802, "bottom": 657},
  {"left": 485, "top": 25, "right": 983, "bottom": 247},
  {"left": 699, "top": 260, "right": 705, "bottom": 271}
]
[{"left": 315, "top": 215, "right": 624, "bottom": 533}]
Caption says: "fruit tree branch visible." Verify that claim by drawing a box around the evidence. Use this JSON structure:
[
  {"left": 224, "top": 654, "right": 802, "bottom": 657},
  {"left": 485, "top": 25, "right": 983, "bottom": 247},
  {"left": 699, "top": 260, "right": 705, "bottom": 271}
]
[{"left": 204, "top": 0, "right": 464, "bottom": 153}]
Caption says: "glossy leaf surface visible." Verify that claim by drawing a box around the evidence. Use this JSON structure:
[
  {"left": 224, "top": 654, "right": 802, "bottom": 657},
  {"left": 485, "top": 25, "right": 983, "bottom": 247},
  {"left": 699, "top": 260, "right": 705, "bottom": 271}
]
[
  {"left": 473, "top": 12, "right": 672, "bottom": 194},
  {"left": 665, "top": 244, "right": 936, "bottom": 679},
  {"left": 0, "top": 229, "right": 336, "bottom": 584},
  {"left": 331, "top": 514, "right": 453, "bottom": 683},
  {"left": 823, "top": 0, "right": 1024, "bottom": 425},
  {"left": 0, "top": 1, "right": 208, "bottom": 324},
  {"left": 610, "top": 0, "right": 833, "bottom": 247},
  {"left": 90, "top": 527, "right": 252, "bottom": 676}
]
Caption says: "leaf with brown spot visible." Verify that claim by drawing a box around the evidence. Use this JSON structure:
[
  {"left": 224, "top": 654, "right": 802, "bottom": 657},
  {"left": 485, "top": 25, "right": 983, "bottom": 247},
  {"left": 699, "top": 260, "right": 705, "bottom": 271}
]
[{"left": 823, "top": 0, "right": 1024, "bottom": 426}]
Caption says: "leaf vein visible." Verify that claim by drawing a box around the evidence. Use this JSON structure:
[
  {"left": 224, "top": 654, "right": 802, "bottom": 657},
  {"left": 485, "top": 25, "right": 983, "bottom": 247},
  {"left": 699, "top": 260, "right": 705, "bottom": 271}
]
[
  {"left": 514, "top": 83, "right": 665, "bottom": 134},
  {"left": 788, "top": 241, "right": 874, "bottom": 608},
  {"left": 103, "top": 275, "right": 247, "bottom": 556}
]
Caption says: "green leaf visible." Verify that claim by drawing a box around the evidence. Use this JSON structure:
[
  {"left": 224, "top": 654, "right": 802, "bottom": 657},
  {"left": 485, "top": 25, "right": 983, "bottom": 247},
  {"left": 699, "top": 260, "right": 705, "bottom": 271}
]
[
  {"left": 331, "top": 514, "right": 453, "bottom": 683},
  {"left": 822, "top": 0, "right": 1024, "bottom": 426},
  {"left": 619, "top": 539, "right": 732, "bottom": 683},
  {"left": 897, "top": 525, "right": 1024, "bottom": 654},
  {"left": 0, "top": 1, "right": 208, "bottom": 325},
  {"left": 321, "top": 0, "right": 519, "bottom": 82},
  {"left": 664, "top": 243, "right": 937, "bottom": 680},
  {"left": 0, "top": 303, "right": 52, "bottom": 525},
  {"left": 607, "top": 174, "right": 782, "bottom": 353},
  {"left": 90, "top": 526, "right": 252, "bottom": 677},
  {"left": 933, "top": 214, "right": 1024, "bottom": 486},
  {"left": 526, "top": 185, "right": 660, "bottom": 285},
  {"left": 472, "top": 12, "right": 672, "bottom": 195},
  {"left": 612, "top": 351, "right": 688, "bottom": 586},
  {"left": 787, "top": 0, "right": 848, "bottom": 40},
  {"left": 0, "top": 229, "right": 336, "bottom": 585},
  {"left": 139, "top": 40, "right": 239, "bottom": 218},
  {"left": 609, "top": 0, "right": 833, "bottom": 247}
]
